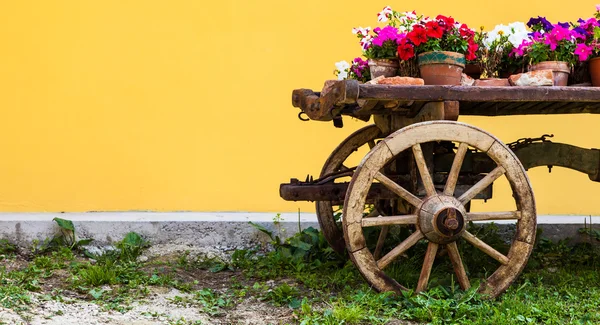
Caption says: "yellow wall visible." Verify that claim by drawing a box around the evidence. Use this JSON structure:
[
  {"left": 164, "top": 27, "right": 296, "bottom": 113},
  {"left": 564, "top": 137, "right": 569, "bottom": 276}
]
[{"left": 1, "top": 0, "right": 600, "bottom": 214}]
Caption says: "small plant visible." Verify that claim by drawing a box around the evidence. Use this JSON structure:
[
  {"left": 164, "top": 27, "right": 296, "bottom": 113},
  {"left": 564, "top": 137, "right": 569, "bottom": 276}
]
[
  {"left": 571, "top": 7, "right": 600, "bottom": 62},
  {"left": 264, "top": 283, "right": 301, "bottom": 308},
  {"left": 481, "top": 22, "right": 529, "bottom": 77},
  {"left": 48, "top": 218, "right": 93, "bottom": 251},
  {"left": 513, "top": 17, "right": 577, "bottom": 66},
  {"left": 78, "top": 264, "right": 117, "bottom": 286},
  {"left": 333, "top": 58, "right": 371, "bottom": 82},
  {"left": 0, "top": 239, "right": 16, "bottom": 255}
]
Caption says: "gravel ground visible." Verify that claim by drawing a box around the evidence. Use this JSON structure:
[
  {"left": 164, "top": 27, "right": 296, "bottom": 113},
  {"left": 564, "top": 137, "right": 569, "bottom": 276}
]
[{"left": 0, "top": 245, "right": 297, "bottom": 325}]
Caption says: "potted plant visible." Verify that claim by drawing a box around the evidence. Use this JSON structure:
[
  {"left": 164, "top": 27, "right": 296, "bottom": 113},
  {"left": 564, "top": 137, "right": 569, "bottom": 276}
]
[
  {"left": 353, "top": 23, "right": 401, "bottom": 79},
  {"left": 570, "top": 7, "right": 600, "bottom": 86},
  {"left": 396, "top": 15, "right": 478, "bottom": 85},
  {"left": 464, "top": 27, "right": 486, "bottom": 79},
  {"left": 333, "top": 57, "right": 371, "bottom": 82},
  {"left": 477, "top": 22, "right": 529, "bottom": 86},
  {"left": 520, "top": 17, "right": 578, "bottom": 86}
]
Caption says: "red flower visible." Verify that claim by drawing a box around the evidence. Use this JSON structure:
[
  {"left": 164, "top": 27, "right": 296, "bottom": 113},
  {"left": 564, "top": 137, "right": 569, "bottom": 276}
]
[
  {"left": 459, "top": 24, "right": 474, "bottom": 38},
  {"left": 408, "top": 25, "right": 428, "bottom": 46},
  {"left": 425, "top": 21, "right": 444, "bottom": 38},
  {"left": 436, "top": 15, "right": 455, "bottom": 31},
  {"left": 397, "top": 41, "right": 415, "bottom": 60},
  {"left": 466, "top": 39, "right": 478, "bottom": 61}
]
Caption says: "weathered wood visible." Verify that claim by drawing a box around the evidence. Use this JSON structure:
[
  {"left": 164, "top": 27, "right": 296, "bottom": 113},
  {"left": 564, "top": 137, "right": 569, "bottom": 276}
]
[
  {"left": 444, "top": 142, "right": 468, "bottom": 196},
  {"left": 358, "top": 84, "right": 600, "bottom": 103},
  {"left": 280, "top": 181, "right": 493, "bottom": 202},
  {"left": 343, "top": 146, "right": 394, "bottom": 253},
  {"left": 292, "top": 83, "right": 600, "bottom": 120},
  {"left": 361, "top": 215, "right": 418, "bottom": 227},
  {"left": 462, "top": 231, "right": 510, "bottom": 265},
  {"left": 467, "top": 211, "right": 521, "bottom": 221},
  {"left": 373, "top": 226, "right": 389, "bottom": 260},
  {"left": 341, "top": 121, "right": 536, "bottom": 299},
  {"left": 377, "top": 230, "right": 424, "bottom": 269},
  {"left": 375, "top": 172, "right": 422, "bottom": 208},
  {"left": 458, "top": 166, "right": 505, "bottom": 205},
  {"left": 447, "top": 242, "right": 470, "bottom": 290},
  {"left": 479, "top": 240, "right": 533, "bottom": 298},
  {"left": 416, "top": 242, "right": 439, "bottom": 292},
  {"left": 315, "top": 124, "right": 383, "bottom": 255},
  {"left": 351, "top": 247, "right": 404, "bottom": 293},
  {"left": 412, "top": 144, "right": 437, "bottom": 197}
]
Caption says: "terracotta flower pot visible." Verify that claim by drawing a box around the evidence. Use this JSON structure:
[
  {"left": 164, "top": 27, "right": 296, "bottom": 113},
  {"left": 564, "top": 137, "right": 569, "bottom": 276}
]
[
  {"left": 368, "top": 59, "right": 399, "bottom": 79},
  {"left": 529, "top": 61, "right": 570, "bottom": 86},
  {"left": 589, "top": 57, "right": 600, "bottom": 87},
  {"left": 463, "top": 64, "right": 482, "bottom": 80},
  {"left": 473, "top": 78, "right": 510, "bottom": 86},
  {"left": 418, "top": 51, "right": 466, "bottom": 85}
]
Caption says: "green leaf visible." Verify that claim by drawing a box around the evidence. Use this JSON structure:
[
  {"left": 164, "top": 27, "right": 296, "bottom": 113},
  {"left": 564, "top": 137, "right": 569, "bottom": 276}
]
[
  {"left": 248, "top": 222, "right": 274, "bottom": 240},
  {"left": 53, "top": 217, "right": 75, "bottom": 231},
  {"left": 288, "top": 298, "right": 302, "bottom": 309},
  {"left": 209, "top": 263, "right": 227, "bottom": 273},
  {"left": 122, "top": 232, "right": 145, "bottom": 247},
  {"left": 76, "top": 239, "right": 93, "bottom": 247},
  {"left": 89, "top": 288, "right": 104, "bottom": 299},
  {"left": 289, "top": 236, "right": 312, "bottom": 251}
]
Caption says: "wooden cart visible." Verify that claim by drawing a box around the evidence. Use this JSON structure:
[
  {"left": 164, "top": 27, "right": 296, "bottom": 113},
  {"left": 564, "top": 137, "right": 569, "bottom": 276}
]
[{"left": 280, "top": 80, "right": 600, "bottom": 298}]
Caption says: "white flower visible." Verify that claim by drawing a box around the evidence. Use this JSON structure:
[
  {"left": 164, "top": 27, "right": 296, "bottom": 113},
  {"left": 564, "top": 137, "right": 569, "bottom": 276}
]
[
  {"left": 334, "top": 61, "right": 350, "bottom": 80},
  {"left": 484, "top": 22, "right": 530, "bottom": 49},
  {"left": 360, "top": 35, "right": 373, "bottom": 50},
  {"left": 377, "top": 6, "right": 393, "bottom": 23},
  {"left": 352, "top": 26, "right": 371, "bottom": 37},
  {"left": 402, "top": 11, "right": 417, "bottom": 20}
]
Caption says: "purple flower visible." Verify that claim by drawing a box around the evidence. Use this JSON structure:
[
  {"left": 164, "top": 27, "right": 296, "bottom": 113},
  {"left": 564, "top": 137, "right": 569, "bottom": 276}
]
[
  {"left": 575, "top": 43, "right": 593, "bottom": 61},
  {"left": 573, "top": 26, "right": 589, "bottom": 40},
  {"left": 580, "top": 17, "right": 600, "bottom": 31},
  {"left": 528, "top": 31, "right": 544, "bottom": 41},
  {"left": 557, "top": 22, "right": 570, "bottom": 28},
  {"left": 528, "top": 16, "right": 553, "bottom": 32}
]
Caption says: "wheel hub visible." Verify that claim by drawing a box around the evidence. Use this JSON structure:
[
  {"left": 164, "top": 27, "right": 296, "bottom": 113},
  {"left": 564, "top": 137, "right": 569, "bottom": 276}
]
[{"left": 418, "top": 195, "right": 467, "bottom": 244}]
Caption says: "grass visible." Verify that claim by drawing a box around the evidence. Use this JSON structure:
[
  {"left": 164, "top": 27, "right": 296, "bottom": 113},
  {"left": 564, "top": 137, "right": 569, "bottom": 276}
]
[{"left": 0, "top": 219, "right": 599, "bottom": 324}]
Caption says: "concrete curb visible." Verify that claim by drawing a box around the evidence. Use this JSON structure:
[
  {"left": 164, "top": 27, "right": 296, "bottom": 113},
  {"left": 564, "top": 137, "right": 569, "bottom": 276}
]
[{"left": 0, "top": 212, "right": 598, "bottom": 249}]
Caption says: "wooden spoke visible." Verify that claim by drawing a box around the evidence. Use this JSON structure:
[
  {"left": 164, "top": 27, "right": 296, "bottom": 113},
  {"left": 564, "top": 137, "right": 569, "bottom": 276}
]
[
  {"left": 467, "top": 211, "right": 522, "bottom": 221},
  {"left": 368, "top": 140, "right": 377, "bottom": 149},
  {"left": 446, "top": 242, "right": 470, "bottom": 290},
  {"left": 377, "top": 230, "right": 424, "bottom": 269},
  {"left": 444, "top": 143, "right": 469, "bottom": 196},
  {"left": 373, "top": 226, "right": 389, "bottom": 260},
  {"left": 416, "top": 242, "right": 439, "bottom": 292},
  {"left": 458, "top": 166, "right": 506, "bottom": 205},
  {"left": 361, "top": 215, "right": 417, "bottom": 227},
  {"left": 375, "top": 172, "right": 422, "bottom": 208},
  {"left": 462, "top": 231, "right": 509, "bottom": 265},
  {"left": 412, "top": 144, "right": 436, "bottom": 197},
  {"left": 340, "top": 164, "right": 351, "bottom": 171}
]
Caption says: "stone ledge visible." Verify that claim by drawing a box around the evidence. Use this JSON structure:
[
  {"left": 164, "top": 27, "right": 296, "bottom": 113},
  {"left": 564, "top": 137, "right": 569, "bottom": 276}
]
[{"left": 0, "top": 212, "right": 598, "bottom": 248}]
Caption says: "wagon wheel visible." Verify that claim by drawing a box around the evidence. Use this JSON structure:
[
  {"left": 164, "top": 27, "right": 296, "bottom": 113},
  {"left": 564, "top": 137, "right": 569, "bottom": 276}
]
[
  {"left": 316, "top": 124, "right": 384, "bottom": 255},
  {"left": 343, "top": 121, "right": 536, "bottom": 298}
]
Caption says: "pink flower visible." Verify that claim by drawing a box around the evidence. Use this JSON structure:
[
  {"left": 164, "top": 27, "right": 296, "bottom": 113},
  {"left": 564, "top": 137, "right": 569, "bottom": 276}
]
[
  {"left": 575, "top": 43, "right": 593, "bottom": 61},
  {"left": 596, "top": 4, "right": 600, "bottom": 11},
  {"left": 371, "top": 26, "right": 400, "bottom": 46},
  {"left": 511, "top": 40, "right": 531, "bottom": 57},
  {"left": 543, "top": 25, "right": 572, "bottom": 50}
]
